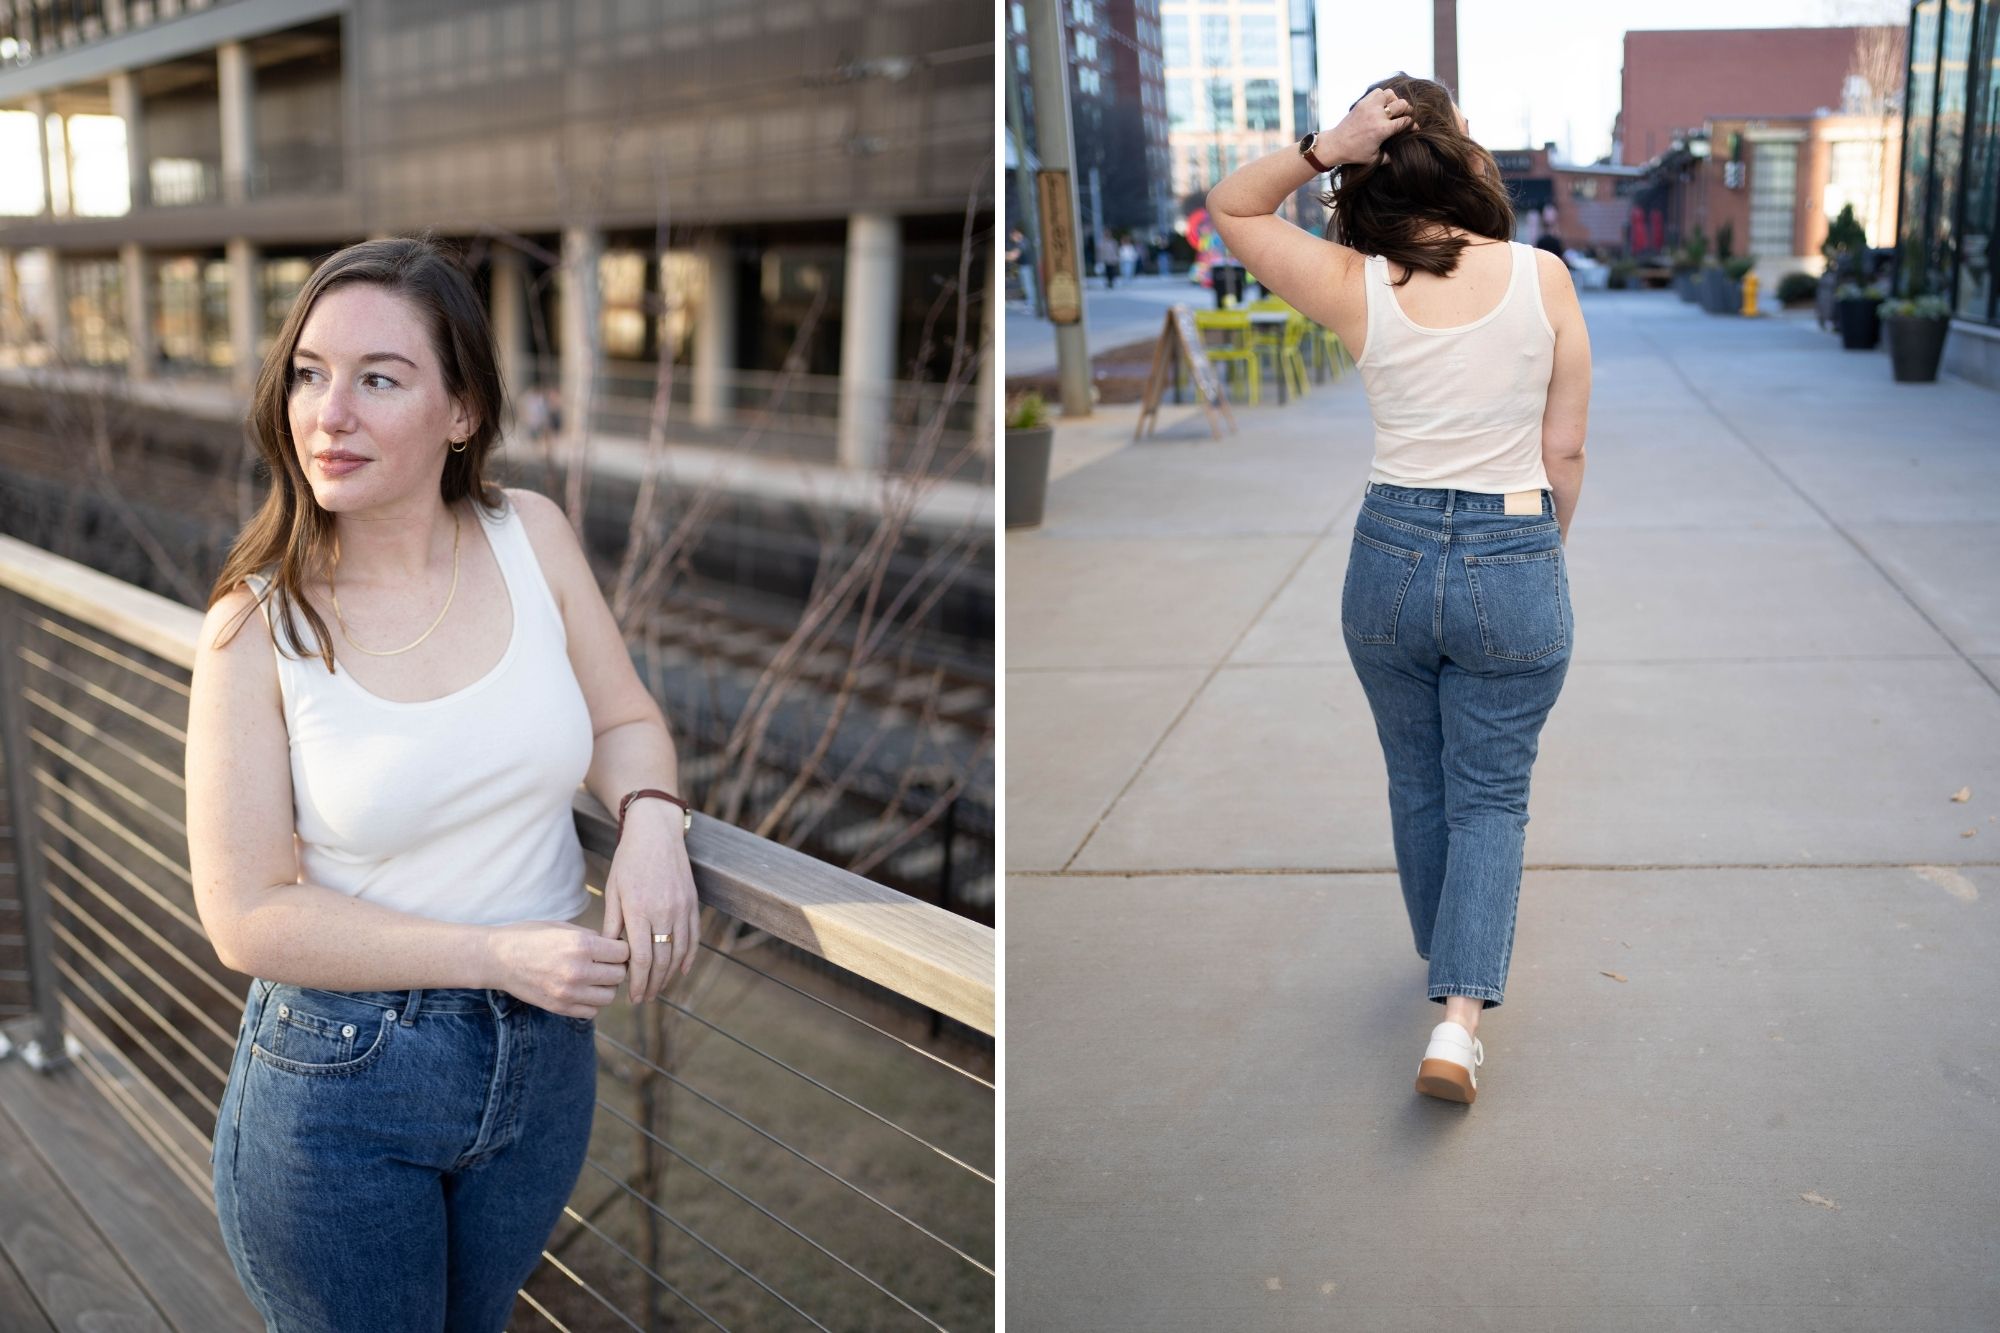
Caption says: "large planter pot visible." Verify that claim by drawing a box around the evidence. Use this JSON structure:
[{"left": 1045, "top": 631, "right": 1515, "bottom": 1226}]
[
  {"left": 1674, "top": 270, "right": 1699, "bottom": 302},
  {"left": 1701, "top": 268, "right": 1741, "bottom": 313},
  {"left": 1885, "top": 315, "right": 1951, "bottom": 383},
  {"left": 1836, "top": 297, "right": 1881, "bottom": 349},
  {"left": 1006, "top": 425, "right": 1054, "bottom": 527}
]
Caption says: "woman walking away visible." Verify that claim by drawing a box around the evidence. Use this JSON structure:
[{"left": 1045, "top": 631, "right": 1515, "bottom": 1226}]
[
  {"left": 1208, "top": 74, "right": 1590, "bottom": 1106},
  {"left": 185, "top": 234, "right": 701, "bottom": 1328}
]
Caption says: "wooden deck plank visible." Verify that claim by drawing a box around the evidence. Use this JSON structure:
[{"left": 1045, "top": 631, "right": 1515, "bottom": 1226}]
[
  {"left": 0, "top": 1245, "right": 59, "bottom": 1332},
  {"left": 0, "top": 1062, "right": 169, "bottom": 1331},
  {"left": 0, "top": 1020, "right": 261, "bottom": 1333}
]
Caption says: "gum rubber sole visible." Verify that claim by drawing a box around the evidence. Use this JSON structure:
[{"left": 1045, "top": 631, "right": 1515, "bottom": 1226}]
[{"left": 1415, "top": 1058, "right": 1477, "bottom": 1103}]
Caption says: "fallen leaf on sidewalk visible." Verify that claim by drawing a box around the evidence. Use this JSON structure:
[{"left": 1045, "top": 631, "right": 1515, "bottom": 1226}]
[
  {"left": 1951, "top": 786, "right": 1972, "bottom": 802},
  {"left": 1600, "top": 970, "right": 1627, "bottom": 982},
  {"left": 1799, "top": 1191, "right": 1841, "bottom": 1210}
]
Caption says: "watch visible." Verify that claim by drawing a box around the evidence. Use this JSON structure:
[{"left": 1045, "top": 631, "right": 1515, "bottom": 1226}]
[{"left": 1299, "top": 131, "right": 1332, "bottom": 174}]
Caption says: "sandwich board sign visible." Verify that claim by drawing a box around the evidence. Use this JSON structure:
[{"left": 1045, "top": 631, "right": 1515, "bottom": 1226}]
[{"left": 1134, "top": 304, "right": 1235, "bottom": 440}]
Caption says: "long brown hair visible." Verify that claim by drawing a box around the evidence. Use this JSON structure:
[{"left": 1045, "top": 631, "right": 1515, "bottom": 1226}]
[
  {"left": 206, "top": 233, "right": 508, "bottom": 672},
  {"left": 1321, "top": 73, "right": 1516, "bottom": 287}
]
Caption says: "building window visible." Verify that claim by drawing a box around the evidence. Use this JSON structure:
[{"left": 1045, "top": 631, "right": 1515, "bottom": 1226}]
[
  {"left": 1201, "top": 14, "right": 1230, "bottom": 67},
  {"left": 1079, "top": 66, "right": 1100, "bottom": 95},
  {"left": 1167, "top": 77, "right": 1195, "bottom": 130},
  {"left": 1748, "top": 141, "right": 1799, "bottom": 257},
  {"left": 1239, "top": 14, "right": 1278, "bottom": 68},
  {"left": 1163, "top": 13, "right": 1189, "bottom": 66},
  {"left": 1208, "top": 143, "right": 1224, "bottom": 184},
  {"left": 1569, "top": 178, "right": 1599, "bottom": 200},
  {"left": 1207, "top": 77, "right": 1234, "bottom": 130},
  {"left": 1827, "top": 139, "right": 1883, "bottom": 246},
  {"left": 1012, "top": 2, "right": 1025, "bottom": 33},
  {"left": 1244, "top": 78, "right": 1279, "bottom": 130}
]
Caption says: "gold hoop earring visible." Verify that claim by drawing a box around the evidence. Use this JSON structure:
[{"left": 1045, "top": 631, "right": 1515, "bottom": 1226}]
[{"left": 449, "top": 437, "right": 468, "bottom": 453}]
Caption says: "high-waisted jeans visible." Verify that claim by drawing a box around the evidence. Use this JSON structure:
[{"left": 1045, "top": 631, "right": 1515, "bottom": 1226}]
[
  {"left": 1340, "top": 481, "right": 1575, "bottom": 1011},
  {"left": 210, "top": 978, "right": 598, "bottom": 1332}
]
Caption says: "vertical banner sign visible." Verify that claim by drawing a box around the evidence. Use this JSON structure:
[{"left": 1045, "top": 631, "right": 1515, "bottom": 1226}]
[{"left": 1036, "top": 169, "right": 1082, "bottom": 325}]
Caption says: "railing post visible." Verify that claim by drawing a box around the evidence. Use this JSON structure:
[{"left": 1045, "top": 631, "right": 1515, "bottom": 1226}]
[{"left": 0, "top": 588, "right": 73, "bottom": 1072}]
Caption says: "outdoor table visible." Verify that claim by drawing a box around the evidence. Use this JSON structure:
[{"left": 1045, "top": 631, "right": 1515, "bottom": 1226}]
[{"left": 1248, "top": 310, "right": 1292, "bottom": 405}]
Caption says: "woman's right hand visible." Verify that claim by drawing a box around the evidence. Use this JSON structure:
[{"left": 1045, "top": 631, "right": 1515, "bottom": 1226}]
[{"left": 484, "top": 920, "right": 631, "bottom": 1019}]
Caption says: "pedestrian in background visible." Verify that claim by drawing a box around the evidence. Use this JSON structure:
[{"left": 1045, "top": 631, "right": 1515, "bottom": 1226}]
[
  {"left": 1119, "top": 237, "right": 1140, "bottom": 281},
  {"left": 1208, "top": 72, "right": 1590, "bottom": 1107}
]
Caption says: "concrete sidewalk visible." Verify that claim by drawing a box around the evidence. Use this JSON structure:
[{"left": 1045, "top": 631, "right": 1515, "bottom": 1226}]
[{"left": 1005, "top": 291, "right": 2000, "bottom": 1330}]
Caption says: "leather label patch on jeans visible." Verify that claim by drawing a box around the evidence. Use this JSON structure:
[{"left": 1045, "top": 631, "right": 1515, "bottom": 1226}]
[{"left": 1503, "top": 489, "right": 1541, "bottom": 515}]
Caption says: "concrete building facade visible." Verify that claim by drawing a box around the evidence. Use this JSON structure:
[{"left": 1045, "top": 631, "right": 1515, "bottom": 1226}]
[{"left": 0, "top": 0, "right": 994, "bottom": 473}]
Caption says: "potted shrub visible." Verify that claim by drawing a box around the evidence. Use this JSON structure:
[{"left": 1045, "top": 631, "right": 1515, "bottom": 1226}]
[
  {"left": 1700, "top": 222, "right": 1738, "bottom": 312},
  {"left": 1877, "top": 294, "right": 1953, "bottom": 382},
  {"left": 1005, "top": 391, "right": 1054, "bottom": 528},
  {"left": 1723, "top": 256, "right": 1757, "bottom": 313},
  {"left": 1776, "top": 271, "right": 1818, "bottom": 307},
  {"left": 1673, "top": 227, "right": 1707, "bottom": 302},
  {"left": 1834, "top": 281, "right": 1885, "bottom": 349}
]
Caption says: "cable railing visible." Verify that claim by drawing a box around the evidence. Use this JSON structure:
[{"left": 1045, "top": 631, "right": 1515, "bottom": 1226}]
[{"left": 0, "top": 532, "right": 995, "bottom": 1331}]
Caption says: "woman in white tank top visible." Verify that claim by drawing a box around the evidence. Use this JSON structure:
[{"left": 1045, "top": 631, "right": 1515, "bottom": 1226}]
[
  {"left": 1210, "top": 74, "right": 1592, "bottom": 1106},
  {"left": 183, "top": 236, "right": 700, "bottom": 1330}
]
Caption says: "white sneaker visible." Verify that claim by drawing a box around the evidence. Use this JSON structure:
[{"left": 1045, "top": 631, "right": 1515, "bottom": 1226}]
[{"left": 1415, "top": 1020, "right": 1484, "bottom": 1104}]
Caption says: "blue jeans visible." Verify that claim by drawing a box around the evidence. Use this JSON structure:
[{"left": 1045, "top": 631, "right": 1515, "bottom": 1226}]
[
  {"left": 211, "top": 978, "right": 598, "bottom": 1332},
  {"left": 1340, "top": 482, "right": 1574, "bottom": 1011}
]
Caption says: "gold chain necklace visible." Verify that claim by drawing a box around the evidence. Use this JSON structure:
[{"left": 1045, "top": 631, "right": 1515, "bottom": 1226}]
[{"left": 330, "top": 509, "right": 462, "bottom": 656}]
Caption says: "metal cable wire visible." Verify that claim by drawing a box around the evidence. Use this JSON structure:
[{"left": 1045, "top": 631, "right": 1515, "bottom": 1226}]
[
  {"left": 42, "top": 870, "right": 234, "bottom": 1050},
  {"left": 28, "top": 614, "right": 190, "bottom": 698},
  {"left": 34, "top": 774, "right": 192, "bottom": 887},
  {"left": 54, "top": 1001, "right": 216, "bottom": 1207},
  {"left": 24, "top": 686, "right": 187, "bottom": 791},
  {"left": 698, "top": 938, "right": 993, "bottom": 1089},
  {"left": 590, "top": 1096, "right": 947, "bottom": 1331},
  {"left": 34, "top": 800, "right": 205, "bottom": 938},
  {"left": 30, "top": 726, "right": 186, "bottom": 837},
  {"left": 49, "top": 946, "right": 221, "bottom": 1118},
  {"left": 580, "top": 1156, "right": 831, "bottom": 1331},
  {"left": 21, "top": 647, "right": 187, "bottom": 745},
  {"left": 513, "top": 1290, "right": 578, "bottom": 1332},
  {"left": 593, "top": 1028, "right": 992, "bottom": 1278},
  {"left": 658, "top": 996, "right": 993, "bottom": 1184},
  {"left": 39, "top": 843, "right": 239, "bottom": 1009},
  {"left": 548, "top": 1200, "right": 731, "bottom": 1331},
  {"left": 516, "top": 1242, "right": 643, "bottom": 1333}
]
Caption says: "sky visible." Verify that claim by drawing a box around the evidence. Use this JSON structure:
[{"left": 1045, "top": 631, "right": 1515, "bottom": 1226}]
[{"left": 1314, "top": 0, "right": 1908, "bottom": 166}]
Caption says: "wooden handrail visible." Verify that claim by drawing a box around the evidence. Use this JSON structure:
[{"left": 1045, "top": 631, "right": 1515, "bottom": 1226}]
[{"left": 0, "top": 534, "right": 994, "bottom": 1034}]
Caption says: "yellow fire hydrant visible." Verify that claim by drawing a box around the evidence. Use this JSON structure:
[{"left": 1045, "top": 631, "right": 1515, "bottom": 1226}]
[{"left": 1740, "top": 271, "right": 1760, "bottom": 317}]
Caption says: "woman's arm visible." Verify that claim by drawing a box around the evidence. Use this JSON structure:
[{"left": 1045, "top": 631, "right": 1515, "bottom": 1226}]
[{"left": 1207, "top": 87, "right": 1414, "bottom": 326}]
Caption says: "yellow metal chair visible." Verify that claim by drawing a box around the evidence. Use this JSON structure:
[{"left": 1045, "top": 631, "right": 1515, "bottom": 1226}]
[
  {"left": 1194, "top": 308, "right": 1261, "bottom": 405},
  {"left": 1314, "top": 325, "right": 1351, "bottom": 383},
  {"left": 1247, "top": 298, "right": 1311, "bottom": 401}
]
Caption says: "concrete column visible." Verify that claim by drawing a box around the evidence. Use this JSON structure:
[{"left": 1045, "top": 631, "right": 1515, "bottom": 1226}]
[
  {"left": 690, "top": 238, "right": 736, "bottom": 429},
  {"left": 0, "top": 250, "right": 25, "bottom": 351},
  {"left": 971, "top": 239, "right": 995, "bottom": 459},
  {"left": 489, "top": 246, "right": 531, "bottom": 413},
  {"left": 45, "top": 252, "right": 68, "bottom": 362},
  {"left": 110, "top": 71, "right": 145, "bottom": 211},
  {"left": 836, "top": 212, "right": 901, "bottom": 471},
  {"left": 121, "top": 243, "right": 154, "bottom": 381},
  {"left": 218, "top": 40, "right": 256, "bottom": 205},
  {"left": 27, "top": 98, "right": 53, "bottom": 218},
  {"left": 227, "top": 237, "right": 260, "bottom": 393},
  {"left": 558, "top": 225, "right": 602, "bottom": 448}
]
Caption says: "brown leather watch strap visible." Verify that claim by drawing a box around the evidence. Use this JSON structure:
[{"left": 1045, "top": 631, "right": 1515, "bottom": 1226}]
[
  {"left": 618, "top": 787, "right": 692, "bottom": 835},
  {"left": 1300, "top": 132, "right": 1332, "bottom": 175}
]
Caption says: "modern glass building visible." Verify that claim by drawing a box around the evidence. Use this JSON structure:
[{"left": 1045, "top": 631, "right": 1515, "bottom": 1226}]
[{"left": 1898, "top": 0, "right": 2000, "bottom": 384}]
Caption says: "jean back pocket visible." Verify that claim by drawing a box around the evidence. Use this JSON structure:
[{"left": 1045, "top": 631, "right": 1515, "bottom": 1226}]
[
  {"left": 1342, "top": 528, "right": 1425, "bottom": 644},
  {"left": 1462, "top": 546, "right": 1566, "bottom": 661}
]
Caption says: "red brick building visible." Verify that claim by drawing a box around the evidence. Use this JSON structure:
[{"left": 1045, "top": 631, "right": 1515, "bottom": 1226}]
[
  {"left": 1618, "top": 26, "right": 1903, "bottom": 284},
  {"left": 1491, "top": 144, "right": 1648, "bottom": 255}
]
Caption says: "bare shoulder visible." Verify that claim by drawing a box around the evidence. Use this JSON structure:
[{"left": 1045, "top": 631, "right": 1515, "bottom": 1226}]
[
  {"left": 503, "top": 485, "right": 590, "bottom": 613},
  {"left": 191, "top": 579, "right": 282, "bottom": 722},
  {"left": 199, "top": 580, "right": 274, "bottom": 666},
  {"left": 1531, "top": 247, "right": 1580, "bottom": 331}
]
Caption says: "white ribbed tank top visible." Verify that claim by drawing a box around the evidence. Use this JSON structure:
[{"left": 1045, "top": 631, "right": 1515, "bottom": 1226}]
[
  {"left": 1351, "top": 240, "right": 1556, "bottom": 495},
  {"left": 242, "top": 491, "right": 593, "bottom": 927}
]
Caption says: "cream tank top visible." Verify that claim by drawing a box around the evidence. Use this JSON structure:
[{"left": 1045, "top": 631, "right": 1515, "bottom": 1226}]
[
  {"left": 1351, "top": 240, "right": 1556, "bottom": 495},
  {"left": 242, "top": 491, "right": 594, "bottom": 927}
]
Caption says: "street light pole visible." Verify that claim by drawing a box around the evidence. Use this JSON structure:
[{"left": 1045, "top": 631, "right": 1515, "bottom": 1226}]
[{"left": 1024, "top": 0, "right": 1093, "bottom": 418}]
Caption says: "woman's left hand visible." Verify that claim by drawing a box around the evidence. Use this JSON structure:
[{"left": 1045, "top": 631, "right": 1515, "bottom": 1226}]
[
  {"left": 599, "top": 806, "right": 700, "bottom": 1004},
  {"left": 1327, "top": 87, "right": 1415, "bottom": 167}
]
